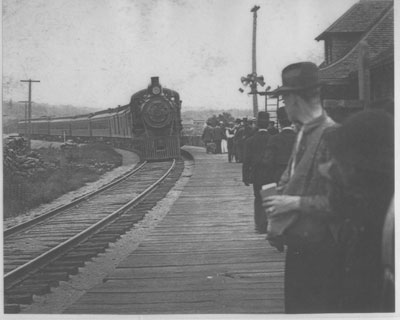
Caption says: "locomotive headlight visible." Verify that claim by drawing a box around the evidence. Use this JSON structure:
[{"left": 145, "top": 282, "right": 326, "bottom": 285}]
[{"left": 152, "top": 87, "right": 161, "bottom": 95}]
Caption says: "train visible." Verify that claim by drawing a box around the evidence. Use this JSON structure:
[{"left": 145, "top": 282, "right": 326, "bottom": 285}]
[{"left": 17, "top": 77, "right": 183, "bottom": 160}]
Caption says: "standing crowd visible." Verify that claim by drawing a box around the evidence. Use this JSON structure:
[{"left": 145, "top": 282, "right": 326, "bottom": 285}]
[
  {"left": 202, "top": 115, "right": 280, "bottom": 164},
  {"left": 201, "top": 61, "right": 394, "bottom": 314}
]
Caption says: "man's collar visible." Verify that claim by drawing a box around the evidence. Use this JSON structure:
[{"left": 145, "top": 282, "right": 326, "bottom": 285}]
[
  {"left": 300, "top": 112, "right": 329, "bottom": 133},
  {"left": 258, "top": 128, "right": 268, "bottom": 132}
]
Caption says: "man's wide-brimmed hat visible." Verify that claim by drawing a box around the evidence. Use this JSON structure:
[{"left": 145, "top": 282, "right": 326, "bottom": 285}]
[{"left": 268, "top": 62, "right": 323, "bottom": 96}]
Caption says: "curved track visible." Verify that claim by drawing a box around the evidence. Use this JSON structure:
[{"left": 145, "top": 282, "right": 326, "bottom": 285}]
[
  {"left": 4, "top": 157, "right": 187, "bottom": 313},
  {"left": 4, "top": 161, "right": 148, "bottom": 238}
]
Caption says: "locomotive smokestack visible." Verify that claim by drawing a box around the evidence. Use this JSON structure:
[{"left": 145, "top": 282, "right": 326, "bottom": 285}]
[{"left": 151, "top": 77, "right": 160, "bottom": 86}]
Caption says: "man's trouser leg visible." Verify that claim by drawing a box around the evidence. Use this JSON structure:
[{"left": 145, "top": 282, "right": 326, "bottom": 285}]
[
  {"left": 227, "top": 139, "right": 233, "bottom": 161},
  {"left": 284, "top": 235, "right": 342, "bottom": 313},
  {"left": 236, "top": 143, "right": 242, "bottom": 162},
  {"left": 215, "top": 140, "right": 221, "bottom": 154},
  {"left": 253, "top": 183, "right": 267, "bottom": 233}
]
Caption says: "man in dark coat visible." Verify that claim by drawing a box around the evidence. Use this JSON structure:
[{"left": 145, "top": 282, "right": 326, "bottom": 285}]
[
  {"left": 232, "top": 119, "right": 241, "bottom": 162},
  {"left": 213, "top": 123, "right": 224, "bottom": 154},
  {"left": 226, "top": 122, "right": 236, "bottom": 162},
  {"left": 201, "top": 121, "right": 214, "bottom": 153},
  {"left": 262, "top": 107, "right": 296, "bottom": 183},
  {"left": 242, "top": 112, "right": 274, "bottom": 233},
  {"left": 267, "top": 121, "right": 279, "bottom": 135},
  {"left": 262, "top": 62, "right": 341, "bottom": 313},
  {"left": 323, "top": 109, "right": 394, "bottom": 313},
  {"left": 245, "top": 117, "right": 257, "bottom": 139},
  {"left": 233, "top": 118, "right": 246, "bottom": 162}
]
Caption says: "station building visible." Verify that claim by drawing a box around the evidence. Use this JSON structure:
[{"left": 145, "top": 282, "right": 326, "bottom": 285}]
[{"left": 316, "top": 0, "right": 394, "bottom": 121}]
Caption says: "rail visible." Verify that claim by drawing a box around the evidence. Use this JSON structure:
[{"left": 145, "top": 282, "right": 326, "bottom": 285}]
[
  {"left": 4, "top": 159, "right": 176, "bottom": 289},
  {"left": 4, "top": 161, "right": 148, "bottom": 238}
]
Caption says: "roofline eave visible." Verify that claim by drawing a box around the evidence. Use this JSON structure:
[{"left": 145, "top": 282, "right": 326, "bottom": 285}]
[
  {"left": 321, "top": 78, "right": 351, "bottom": 85},
  {"left": 319, "top": 6, "right": 393, "bottom": 76},
  {"left": 315, "top": 31, "right": 363, "bottom": 41}
]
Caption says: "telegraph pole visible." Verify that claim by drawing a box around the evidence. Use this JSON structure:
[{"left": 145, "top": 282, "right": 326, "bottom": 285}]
[
  {"left": 18, "top": 100, "right": 29, "bottom": 135},
  {"left": 20, "top": 79, "right": 40, "bottom": 149}
]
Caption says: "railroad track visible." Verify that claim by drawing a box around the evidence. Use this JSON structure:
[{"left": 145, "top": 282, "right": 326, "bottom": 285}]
[{"left": 4, "top": 157, "right": 187, "bottom": 313}]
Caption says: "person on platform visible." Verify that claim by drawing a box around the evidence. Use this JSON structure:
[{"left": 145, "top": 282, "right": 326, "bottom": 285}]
[
  {"left": 262, "top": 107, "right": 296, "bottom": 183},
  {"left": 262, "top": 62, "right": 340, "bottom": 313},
  {"left": 213, "top": 122, "right": 224, "bottom": 154},
  {"left": 246, "top": 117, "right": 257, "bottom": 138},
  {"left": 233, "top": 118, "right": 246, "bottom": 163},
  {"left": 237, "top": 117, "right": 256, "bottom": 162},
  {"left": 381, "top": 198, "right": 395, "bottom": 312},
  {"left": 201, "top": 121, "right": 214, "bottom": 154},
  {"left": 243, "top": 112, "right": 274, "bottom": 234},
  {"left": 226, "top": 122, "right": 236, "bottom": 162},
  {"left": 267, "top": 121, "right": 279, "bottom": 135},
  {"left": 232, "top": 119, "right": 241, "bottom": 162},
  {"left": 322, "top": 109, "right": 394, "bottom": 313},
  {"left": 220, "top": 121, "right": 228, "bottom": 154}
]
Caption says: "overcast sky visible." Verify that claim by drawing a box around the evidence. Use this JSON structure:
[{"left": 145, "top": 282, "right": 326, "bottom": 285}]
[{"left": 3, "top": 0, "right": 360, "bottom": 111}]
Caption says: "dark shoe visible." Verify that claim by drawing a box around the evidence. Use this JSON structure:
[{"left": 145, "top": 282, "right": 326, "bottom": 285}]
[
  {"left": 255, "top": 228, "right": 267, "bottom": 234},
  {"left": 266, "top": 236, "right": 285, "bottom": 252}
]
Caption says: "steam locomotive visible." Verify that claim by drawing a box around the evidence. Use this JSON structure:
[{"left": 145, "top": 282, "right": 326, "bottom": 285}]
[{"left": 17, "top": 77, "right": 183, "bottom": 160}]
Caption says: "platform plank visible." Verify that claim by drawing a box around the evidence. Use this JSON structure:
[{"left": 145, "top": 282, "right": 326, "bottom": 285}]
[{"left": 65, "top": 146, "right": 285, "bottom": 314}]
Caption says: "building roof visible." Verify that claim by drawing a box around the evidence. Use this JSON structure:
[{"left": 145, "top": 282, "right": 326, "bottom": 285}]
[
  {"left": 370, "top": 44, "right": 394, "bottom": 69},
  {"left": 315, "top": 0, "right": 393, "bottom": 40},
  {"left": 319, "top": 5, "right": 393, "bottom": 82}
]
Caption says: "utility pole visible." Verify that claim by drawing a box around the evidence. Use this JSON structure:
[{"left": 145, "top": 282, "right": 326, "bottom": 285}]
[
  {"left": 18, "top": 100, "right": 29, "bottom": 135},
  {"left": 251, "top": 5, "right": 260, "bottom": 116},
  {"left": 239, "top": 5, "right": 265, "bottom": 117},
  {"left": 20, "top": 79, "right": 40, "bottom": 149}
]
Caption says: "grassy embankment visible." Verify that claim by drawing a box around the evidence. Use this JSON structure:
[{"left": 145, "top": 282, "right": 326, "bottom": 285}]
[{"left": 4, "top": 143, "right": 122, "bottom": 219}]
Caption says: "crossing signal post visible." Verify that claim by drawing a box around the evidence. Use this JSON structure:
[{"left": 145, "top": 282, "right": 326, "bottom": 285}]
[{"left": 239, "top": 5, "right": 265, "bottom": 117}]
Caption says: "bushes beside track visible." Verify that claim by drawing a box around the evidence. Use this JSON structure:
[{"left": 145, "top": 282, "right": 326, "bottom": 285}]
[{"left": 3, "top": 140, "right": 123, "bottom": 219}]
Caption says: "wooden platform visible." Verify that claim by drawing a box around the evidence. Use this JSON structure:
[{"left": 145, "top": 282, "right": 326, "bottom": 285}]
[{"left": 65, "top": 146, "right": 285, "bottom": 314}]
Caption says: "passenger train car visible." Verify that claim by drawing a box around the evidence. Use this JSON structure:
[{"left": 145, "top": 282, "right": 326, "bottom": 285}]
[{"left": 17, "top": 77, "right": 183, "bottom": 160}]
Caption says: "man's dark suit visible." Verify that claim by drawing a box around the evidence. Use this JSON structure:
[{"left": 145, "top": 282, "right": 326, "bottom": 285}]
[
  {"left": 213, "top": 125, "right": 224, "bottom": 154},
  {"left": 243, "top": 130, "right": 274, "bottom": 233},
  {"left": 262, "top": 127, "right": 296, "bottom": 183}
]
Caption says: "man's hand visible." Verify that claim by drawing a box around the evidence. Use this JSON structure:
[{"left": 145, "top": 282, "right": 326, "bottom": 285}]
[{"left": 262, "top": 195, "right": 301, "bottom": 216}]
